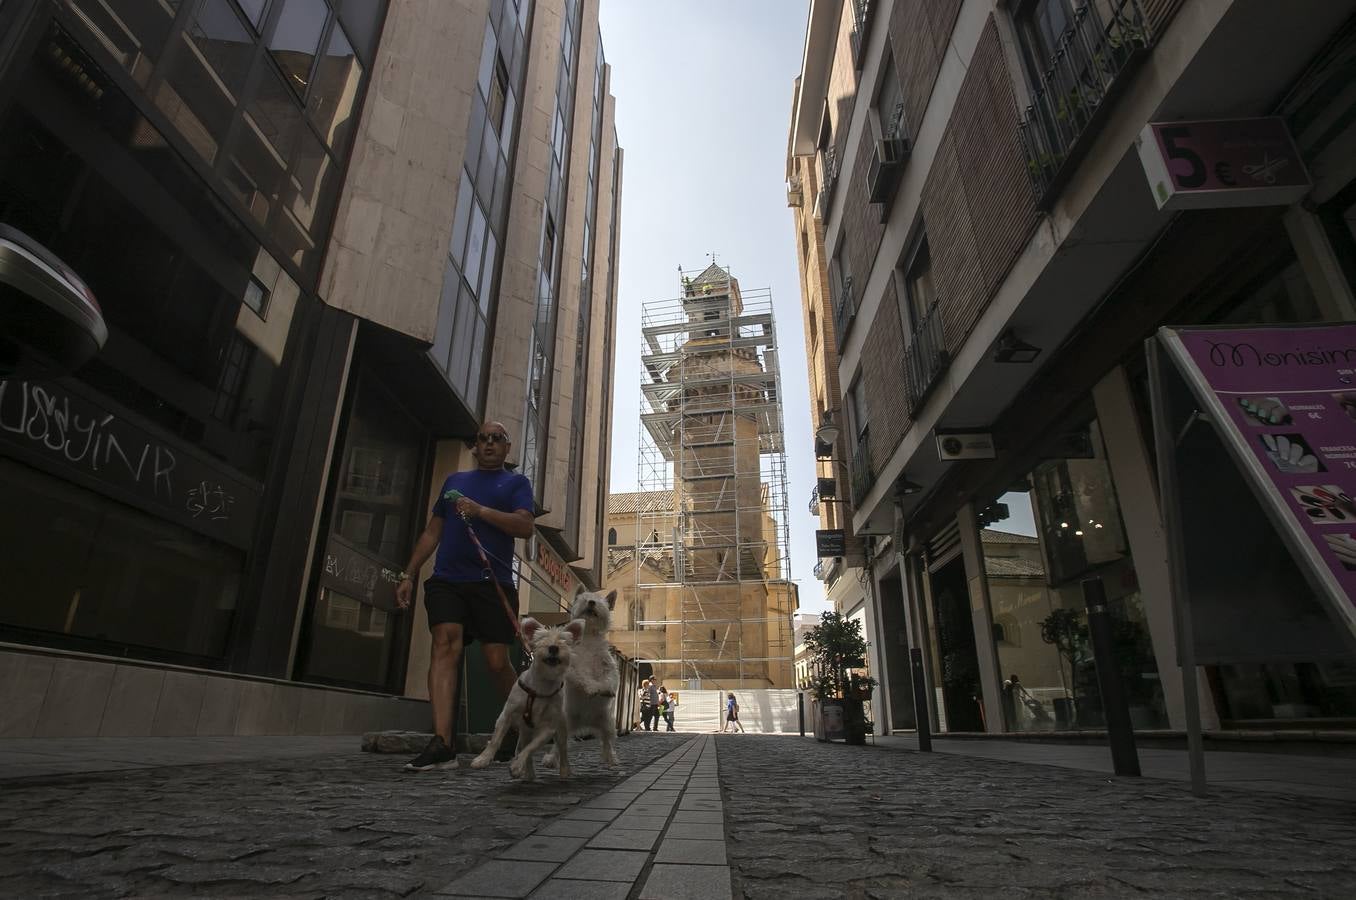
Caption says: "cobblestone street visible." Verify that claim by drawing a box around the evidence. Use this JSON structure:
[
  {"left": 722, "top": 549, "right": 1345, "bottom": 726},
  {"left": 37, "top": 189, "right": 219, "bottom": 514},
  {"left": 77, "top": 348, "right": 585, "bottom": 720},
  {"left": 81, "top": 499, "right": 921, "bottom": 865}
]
[
  {"left": 719, "top": 737, "right": 1356, "bottom": 899},
  {"left": 3, "top": 732, "right": 1356, "bottom": 898}
]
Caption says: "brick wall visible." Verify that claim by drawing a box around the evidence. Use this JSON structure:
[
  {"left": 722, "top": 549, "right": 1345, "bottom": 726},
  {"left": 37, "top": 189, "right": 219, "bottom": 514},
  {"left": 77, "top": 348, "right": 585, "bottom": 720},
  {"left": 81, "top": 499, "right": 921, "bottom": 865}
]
[
  {"left": 920, "top": 17, "right": 1039, "bottom": 351},
  {"left": 860, "top": 277, "right": 908, "bottom": 478},
  {"left": 888, "top": 0, "right": 961, "bottom": 140}
]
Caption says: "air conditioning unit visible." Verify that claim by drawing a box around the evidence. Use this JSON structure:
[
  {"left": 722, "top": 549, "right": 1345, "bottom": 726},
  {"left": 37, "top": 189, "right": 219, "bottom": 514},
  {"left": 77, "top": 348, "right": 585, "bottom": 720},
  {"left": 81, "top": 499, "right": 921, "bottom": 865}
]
[
  {"left": 935, "top": 431, "right": 996, "bottom": 461},
  {"left": 813, "top": 187, "right": 829, "bottom": 220},
  {"left": 867, "top": 137, "right": 910, "bottom": 205},
  {"left": 787, "top": 186, "right": 802, "bottom": 207}
]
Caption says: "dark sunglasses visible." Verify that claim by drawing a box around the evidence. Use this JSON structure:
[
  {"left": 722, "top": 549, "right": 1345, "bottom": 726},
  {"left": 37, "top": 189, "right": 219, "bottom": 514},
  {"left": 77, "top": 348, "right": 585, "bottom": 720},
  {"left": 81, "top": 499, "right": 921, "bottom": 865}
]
[{"left": 476, "top": 432, "right": 509, "bottom": 445}]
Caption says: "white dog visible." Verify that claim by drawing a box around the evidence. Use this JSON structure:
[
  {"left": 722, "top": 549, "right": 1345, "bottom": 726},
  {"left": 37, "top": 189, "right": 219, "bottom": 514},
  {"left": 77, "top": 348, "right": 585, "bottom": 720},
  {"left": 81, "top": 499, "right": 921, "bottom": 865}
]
[
  {"left": 471, "top": 617, "right": 583, "bottom": 780},
  {"left": 543, "top": 589, "right": 621, "bottom": 770}
]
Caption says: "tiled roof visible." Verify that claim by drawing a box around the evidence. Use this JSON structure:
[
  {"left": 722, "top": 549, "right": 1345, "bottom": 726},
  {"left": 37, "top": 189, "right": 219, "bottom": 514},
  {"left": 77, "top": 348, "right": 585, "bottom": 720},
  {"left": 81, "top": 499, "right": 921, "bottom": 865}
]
[
  {"left": 608, "top": 491, "right": 675, "bottom": 515},
  {"left": 984, "top": 556, "right": 1045, "bottom": 578},
  {"left": 981, "top": 528, "right": 1039, "bottom": 545},
  {"left": 690, "top": 262, "right": 730, "bottom": 286}
]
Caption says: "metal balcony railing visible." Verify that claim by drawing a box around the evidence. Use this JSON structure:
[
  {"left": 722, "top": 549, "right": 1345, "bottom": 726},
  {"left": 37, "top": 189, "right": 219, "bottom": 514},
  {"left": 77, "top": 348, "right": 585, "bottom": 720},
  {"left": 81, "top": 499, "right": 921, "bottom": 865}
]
[
  {"left": 1017, "top": 0, "right": 1151, "bottom": 206},
  {"left": 903, "top": 301, "right": 948, "bottom": 416},
  {"left": 849, "top": 0, "right": 878, "bottom": 67},
  {"left": 833, "top": 275, "right": 855, "bottom": 350},
  {"left": 849, "top": 431, "right": 873, "bottom": 507},
  {"left": 808, "top": 482, "right": 820, "bottom": 516}
]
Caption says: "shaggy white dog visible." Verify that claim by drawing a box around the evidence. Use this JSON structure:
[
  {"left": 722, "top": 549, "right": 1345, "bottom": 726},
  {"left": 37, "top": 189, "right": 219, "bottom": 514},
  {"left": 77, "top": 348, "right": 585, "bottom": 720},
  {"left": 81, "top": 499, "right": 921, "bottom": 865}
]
[{"left": 543, "top": 589, "right": 621, "bottom": 769}]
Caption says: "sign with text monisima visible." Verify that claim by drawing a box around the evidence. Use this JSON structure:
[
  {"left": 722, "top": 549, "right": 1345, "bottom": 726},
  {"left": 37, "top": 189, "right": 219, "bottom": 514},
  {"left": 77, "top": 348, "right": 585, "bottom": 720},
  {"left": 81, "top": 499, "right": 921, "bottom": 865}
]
[
  {"left": 1164, "top": 324, "right": 1356, "bottom": 640},
  {"left": 1137, "top": 117, "right": 1310, "bottom": 211},
  {"left": 816, "top": 528, "right": 846, "bottom": 558}
]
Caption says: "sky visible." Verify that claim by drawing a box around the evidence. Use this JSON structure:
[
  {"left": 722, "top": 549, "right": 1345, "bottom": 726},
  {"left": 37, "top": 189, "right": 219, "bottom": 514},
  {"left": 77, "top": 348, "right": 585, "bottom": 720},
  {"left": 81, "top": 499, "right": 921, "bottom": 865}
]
[{"left": 596, "top": 0, "right": 829, "bottom": 612}]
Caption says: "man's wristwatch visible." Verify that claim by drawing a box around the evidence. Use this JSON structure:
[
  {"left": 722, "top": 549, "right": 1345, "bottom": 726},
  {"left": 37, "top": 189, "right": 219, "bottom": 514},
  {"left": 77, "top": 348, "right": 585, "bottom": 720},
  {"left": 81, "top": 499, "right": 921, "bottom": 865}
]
[{"left": 398, "top": 571, "right": 415, "bottom": 583}]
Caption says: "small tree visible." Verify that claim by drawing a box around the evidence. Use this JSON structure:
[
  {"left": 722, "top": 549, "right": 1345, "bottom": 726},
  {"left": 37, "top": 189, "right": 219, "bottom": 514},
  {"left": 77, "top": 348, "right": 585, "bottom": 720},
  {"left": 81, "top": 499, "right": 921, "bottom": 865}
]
[
  {"left": 1040, "top": 607, "right": 1088, "bottom": 720},
  {"left": 804, "top": 611, "right": 877, "bottom": 703}
]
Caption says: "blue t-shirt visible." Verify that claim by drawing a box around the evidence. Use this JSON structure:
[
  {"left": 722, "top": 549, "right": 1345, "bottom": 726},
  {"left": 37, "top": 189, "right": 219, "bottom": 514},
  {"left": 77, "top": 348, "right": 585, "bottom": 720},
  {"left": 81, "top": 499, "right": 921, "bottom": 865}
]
[{"left": 430, "top": 469, "right": 534, "bottom": 584}]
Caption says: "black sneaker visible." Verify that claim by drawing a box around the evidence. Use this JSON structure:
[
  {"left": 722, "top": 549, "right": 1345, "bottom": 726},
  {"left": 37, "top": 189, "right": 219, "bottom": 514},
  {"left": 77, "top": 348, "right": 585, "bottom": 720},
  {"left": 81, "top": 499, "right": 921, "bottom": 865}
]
[
  {"left": 403, "top": 735, "right": 456, "bottom": 772},
  {"left": 494, "top": 729, "right": 519, "bottom": 762}
]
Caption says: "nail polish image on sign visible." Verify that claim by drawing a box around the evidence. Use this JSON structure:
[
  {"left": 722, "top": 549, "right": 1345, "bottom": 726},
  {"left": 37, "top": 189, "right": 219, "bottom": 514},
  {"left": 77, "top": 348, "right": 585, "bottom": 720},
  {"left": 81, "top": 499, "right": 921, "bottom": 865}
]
[
  {"left": 1322, "top": 533, "right": 1356, "bottom": 570},
  {"left": 1291, "top": 485, "right": 1356, "bottom": 523},
  {"left": 1260, "top": 433, "right": 1324, "bottom": 474},
  {"left": 1238, "top": 396, "right": 1292, "bottom": 427}
]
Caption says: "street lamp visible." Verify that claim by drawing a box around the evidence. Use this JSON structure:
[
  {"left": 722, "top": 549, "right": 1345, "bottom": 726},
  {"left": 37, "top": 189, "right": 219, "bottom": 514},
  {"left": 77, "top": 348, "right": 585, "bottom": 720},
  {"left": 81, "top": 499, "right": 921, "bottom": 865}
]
[
  {"left": 815, "top": 412, "right": 840, "bottom": 449},
  {"left": 992, "top": 329, "right": 1042, "bottom": 364}
]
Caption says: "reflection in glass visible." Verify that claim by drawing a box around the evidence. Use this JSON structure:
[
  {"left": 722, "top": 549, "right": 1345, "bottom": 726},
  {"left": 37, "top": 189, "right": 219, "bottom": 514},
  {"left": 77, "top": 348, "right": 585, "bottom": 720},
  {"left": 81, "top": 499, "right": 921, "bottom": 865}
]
[
  {"left": 67, "top": 0, "right": 178, "bottom": 85},
  {"left": 155, "top": 0, "right": 254, "bottom": 164},
  {"left": 1025, "top": 420, "right": 1167, "bottom": 729},
  {"left": 269, "top": 0, "right": 328, "bottom": 97},
  {"left": 307, "top": 20, "right": 363, "bottom": 149}
]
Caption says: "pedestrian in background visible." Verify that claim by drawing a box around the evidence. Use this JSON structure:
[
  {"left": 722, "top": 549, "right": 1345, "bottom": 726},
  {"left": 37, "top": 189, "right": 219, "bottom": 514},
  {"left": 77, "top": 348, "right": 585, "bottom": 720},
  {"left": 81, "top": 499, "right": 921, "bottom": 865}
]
[
  {"left": 664, "top": 688, "right": 678, "bottom": 732},
  {"left": 722, "top": 692, "right": 743, "bottom": 733},
  {"left": 644, "top": 678, "right": 659, "bottom": 730},
  {"left": 657, "top": 686, "right": 669, "bottom": 730}
]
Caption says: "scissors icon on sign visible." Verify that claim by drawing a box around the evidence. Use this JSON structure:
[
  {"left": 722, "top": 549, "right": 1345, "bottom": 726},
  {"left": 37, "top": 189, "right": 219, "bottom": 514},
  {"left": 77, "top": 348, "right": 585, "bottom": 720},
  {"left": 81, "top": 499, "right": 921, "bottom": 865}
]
[{"left": 1242, "top": 153, "right": 1289, "bottom": 185}]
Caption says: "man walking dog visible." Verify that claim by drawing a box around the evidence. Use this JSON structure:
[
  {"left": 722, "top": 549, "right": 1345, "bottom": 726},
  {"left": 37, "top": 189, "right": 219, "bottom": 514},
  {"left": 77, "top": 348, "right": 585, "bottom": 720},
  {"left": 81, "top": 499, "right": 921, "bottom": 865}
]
[{"left": 396, "top": 421, "right": 535, "bottom": 771}]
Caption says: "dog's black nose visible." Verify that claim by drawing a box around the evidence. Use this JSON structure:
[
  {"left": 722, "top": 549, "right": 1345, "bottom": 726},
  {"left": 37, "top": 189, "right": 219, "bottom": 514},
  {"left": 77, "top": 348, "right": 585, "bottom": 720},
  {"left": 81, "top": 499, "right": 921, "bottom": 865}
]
[{"left": 548, "top": 645, "right": 559, "bottom": 655}]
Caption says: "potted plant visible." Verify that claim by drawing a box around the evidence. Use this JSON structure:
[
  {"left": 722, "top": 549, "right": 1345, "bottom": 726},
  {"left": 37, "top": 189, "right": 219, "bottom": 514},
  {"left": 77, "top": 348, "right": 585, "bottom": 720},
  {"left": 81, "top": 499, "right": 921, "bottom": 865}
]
[
  {"left": 1040, "top": 607, "right": 1088, "bottom": 728},
  {"left": 804, "top": 611, "right": 877, "bottom": 745}
]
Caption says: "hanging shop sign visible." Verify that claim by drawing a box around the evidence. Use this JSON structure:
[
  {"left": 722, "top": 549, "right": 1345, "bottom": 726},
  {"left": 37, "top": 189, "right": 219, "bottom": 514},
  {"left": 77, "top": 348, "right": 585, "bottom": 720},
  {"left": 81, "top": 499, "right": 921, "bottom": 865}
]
[
  {"left": 1136, "top": 117, "right": 1311, "bottom": 211},
  {"left": 0, "top": 376, "right": 261, "bottom": 549},
  {"left": 935, "top": 431, "right": 995, "bottom": 461},
  {"left": 816, "top": 528, "right": 846, "bottom": 558},
  {"left": 534, "top": 535, "right": 578, "bottom": 595}
]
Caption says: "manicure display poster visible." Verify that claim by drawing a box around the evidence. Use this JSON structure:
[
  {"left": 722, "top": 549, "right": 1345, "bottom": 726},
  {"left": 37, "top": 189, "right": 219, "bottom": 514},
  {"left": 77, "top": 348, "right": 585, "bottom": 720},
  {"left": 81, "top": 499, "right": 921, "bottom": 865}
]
[{"left": 1168, "top": 323, "right": 1356, "bottom": 643}]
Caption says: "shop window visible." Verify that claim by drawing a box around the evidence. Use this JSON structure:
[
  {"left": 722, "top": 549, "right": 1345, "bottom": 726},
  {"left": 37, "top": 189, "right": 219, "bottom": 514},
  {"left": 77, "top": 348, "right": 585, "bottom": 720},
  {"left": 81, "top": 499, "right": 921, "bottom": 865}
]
[
  {"left": 1016, "top": 420, "right": 1168, "bottom": 731},
  {"left": 299, "top": 377, "right": 422, "bottom": 690},
  {"left": 0, "top": 458, "right": 241, "bottom": 661},
  {"left": 268, "top": 0, "right": 328, "bottom": 98}
]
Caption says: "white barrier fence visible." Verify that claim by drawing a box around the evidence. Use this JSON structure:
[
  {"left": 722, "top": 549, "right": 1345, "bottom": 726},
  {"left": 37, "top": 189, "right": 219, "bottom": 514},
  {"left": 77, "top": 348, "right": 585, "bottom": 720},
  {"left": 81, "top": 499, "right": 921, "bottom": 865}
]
[{"left": 633, "top": 689, "right": 804, "bottom": 734}]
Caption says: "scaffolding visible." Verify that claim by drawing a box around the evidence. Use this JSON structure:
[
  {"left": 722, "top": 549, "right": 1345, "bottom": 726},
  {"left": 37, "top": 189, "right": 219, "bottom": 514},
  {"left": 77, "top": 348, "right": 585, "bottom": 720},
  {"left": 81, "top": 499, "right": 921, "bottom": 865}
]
[{"left": 624, "top": 263, "right": 796, "bottom": 690}]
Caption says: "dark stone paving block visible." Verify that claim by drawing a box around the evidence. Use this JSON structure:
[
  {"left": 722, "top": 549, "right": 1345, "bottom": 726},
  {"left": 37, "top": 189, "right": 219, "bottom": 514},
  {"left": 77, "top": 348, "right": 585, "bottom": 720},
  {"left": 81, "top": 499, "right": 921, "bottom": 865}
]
[
  {"left": 536, "top": 819, "right": 606, "bottom": 838},
  {"left": 554, "top": 849, "right": 648, "bottom": 882},
  {"left": 640, "top": 863, "right": 733, "bottom": 899},
  {"left": 671, "top": 810, "right": 723, "bottom": 825},
  {"left": 436, "top": 860, "right": 556, "bottom": 897},
  {"left": 665, "top": 822, "right": 725, "bottom": 840},
  {"left": 560, "top": 807, "right": 620, "bottom": 822},
  {"left": 498, "top": 834, "right": 589, "bottom": 862},
  {"left": 610, "top": 814, "right": 670, "bottom": 831},
  {"left": 528, "top": 878, "right": 631, "bottom": 899},
  {"left": 655, "top": 837, "right": 728, "bottom": 864},
  {"left": 586, "top": 827, "right": 661, "bottom": 851},
  {"left": 583, "top": 794, "right": 634, "bottom": 809}
]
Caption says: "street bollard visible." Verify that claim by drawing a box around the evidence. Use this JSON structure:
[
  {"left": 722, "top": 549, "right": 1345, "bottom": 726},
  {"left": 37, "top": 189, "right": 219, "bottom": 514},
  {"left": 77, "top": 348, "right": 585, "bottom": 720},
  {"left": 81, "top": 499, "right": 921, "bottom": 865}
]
[
  {"left": 910, "top": 648, "right": 931, "bottom": 753},
  {"left": 1082, "top": 577, "right": 1141, "bottom": 777},
  {"left": 797, "top": 692, "right": 805, "bottom": 737}
]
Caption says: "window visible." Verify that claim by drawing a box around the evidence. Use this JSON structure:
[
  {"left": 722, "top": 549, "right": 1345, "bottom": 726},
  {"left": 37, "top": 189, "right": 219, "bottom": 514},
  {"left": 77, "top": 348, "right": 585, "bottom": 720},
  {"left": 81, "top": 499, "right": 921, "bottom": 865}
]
[
  {"left": 307, "top": 20, "right": 364, "bottom": 150},
  {"left": 902, "top": 237, "right": 934, "bottom": 334},
  {"left": 608, "top": 528, "right": 617, "bottom": 545},
  {"left": 1013, "top": 0, "right": 1074, "bottom": 84},
  {"left": 848, "top": 378, "right": 869, "bottom": 447},
  {"left": 268, "top": 0, "right": 329, "bottom": 98},
  {"left": 236, "top": 0, "right": 268, "bottom": 30},
  {"left": 830, "top": 243, "right": 853, "bottom": 320},
  {"left": 874, "top": 52, "right": 905, "bottom": 141},
  {"left": 487, "top": 59, "right": 509, "bottom": 135},
  {"left": 243, "top": 276, "right": 270, "bottom": 315}
]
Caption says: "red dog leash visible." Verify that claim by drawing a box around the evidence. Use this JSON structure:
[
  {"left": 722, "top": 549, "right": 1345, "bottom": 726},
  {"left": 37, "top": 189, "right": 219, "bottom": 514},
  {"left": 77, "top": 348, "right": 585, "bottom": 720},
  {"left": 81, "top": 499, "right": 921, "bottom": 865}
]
[{"left": 445, "top": 489, "right": 524, "bottom": 646}]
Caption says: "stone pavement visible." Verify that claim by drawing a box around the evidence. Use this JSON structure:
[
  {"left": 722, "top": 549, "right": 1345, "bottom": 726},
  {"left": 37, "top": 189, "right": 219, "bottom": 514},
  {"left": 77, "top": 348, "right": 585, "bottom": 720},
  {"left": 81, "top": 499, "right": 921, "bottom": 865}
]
[
  {"left": 5, "top": 731, "right": 1356, "bottom": 898},
  {"left": 0, "top": 731, "right": 697, "bottom": 898},
  {"left": 718, "top": 735, "right": 1356, "bottom": 899}
]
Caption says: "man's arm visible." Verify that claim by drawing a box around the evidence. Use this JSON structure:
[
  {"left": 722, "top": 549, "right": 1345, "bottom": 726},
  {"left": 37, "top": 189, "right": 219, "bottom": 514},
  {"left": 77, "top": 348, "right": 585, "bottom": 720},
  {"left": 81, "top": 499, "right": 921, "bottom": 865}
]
[
  {"left": 453, "top": 497, "right": 535, "bottom": 538},
  {"left": 395, "top": 516, "right": 444, "bottom": 608}
]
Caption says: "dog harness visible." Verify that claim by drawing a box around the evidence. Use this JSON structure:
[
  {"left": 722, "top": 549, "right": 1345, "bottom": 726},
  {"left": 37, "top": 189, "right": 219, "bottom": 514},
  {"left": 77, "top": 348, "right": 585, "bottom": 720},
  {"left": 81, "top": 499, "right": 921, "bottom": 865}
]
[{"left": 517, "top": 675, "right": 563, "bottom": 728}]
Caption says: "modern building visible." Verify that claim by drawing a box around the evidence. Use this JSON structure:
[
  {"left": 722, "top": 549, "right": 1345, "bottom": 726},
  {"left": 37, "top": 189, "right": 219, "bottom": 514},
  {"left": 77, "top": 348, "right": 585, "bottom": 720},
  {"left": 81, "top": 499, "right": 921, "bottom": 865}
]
[
  {"left": 604, "top": 264, "right": 798, "bottom": 690},
  {"left": 0, "top": 0, "right": 621, "bottom": 739},
  {"left": 790, "top": 0, "right": 1356, "bottom": 738}
]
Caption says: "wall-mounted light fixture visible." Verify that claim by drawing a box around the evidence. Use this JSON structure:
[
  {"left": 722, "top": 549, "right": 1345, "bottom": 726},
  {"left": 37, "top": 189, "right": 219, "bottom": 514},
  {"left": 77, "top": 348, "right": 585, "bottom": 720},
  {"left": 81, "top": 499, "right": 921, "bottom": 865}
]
[
  {"left": 814, "top": 410, "right": 840, "bottom": 449},
  {"left": 992, "top": 329, "right": 1041, "bottom": 364},
  {"left": 895, "top": 477, "right": 923, "bottom": 496}
]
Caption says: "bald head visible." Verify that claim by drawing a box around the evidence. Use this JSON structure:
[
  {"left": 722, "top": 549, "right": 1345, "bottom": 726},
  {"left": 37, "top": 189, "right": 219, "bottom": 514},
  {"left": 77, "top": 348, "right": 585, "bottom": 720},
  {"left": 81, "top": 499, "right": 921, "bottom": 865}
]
[{"left": 473, "top": 420, "right": 511, "bottom": 470}]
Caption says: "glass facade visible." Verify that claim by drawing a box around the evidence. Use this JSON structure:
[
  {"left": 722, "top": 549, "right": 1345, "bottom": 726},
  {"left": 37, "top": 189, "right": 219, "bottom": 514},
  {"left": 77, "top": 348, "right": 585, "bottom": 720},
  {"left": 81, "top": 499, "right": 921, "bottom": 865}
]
[
  {"left": 521, "top": 0, "right": 583, "bottom": 502},
  {"left": 0, "top": 0, "right": 378, "bottom": 666},
  {"left": 429, "top": 0, "right": 531, "bottom": 410}
]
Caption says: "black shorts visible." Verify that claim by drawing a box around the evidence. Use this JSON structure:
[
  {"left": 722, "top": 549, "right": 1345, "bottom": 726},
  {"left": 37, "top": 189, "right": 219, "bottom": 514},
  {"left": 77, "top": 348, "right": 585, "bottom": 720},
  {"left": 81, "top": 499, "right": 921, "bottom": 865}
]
[{"left": 423, "top": 579, "right": 519, "bottom": 645}]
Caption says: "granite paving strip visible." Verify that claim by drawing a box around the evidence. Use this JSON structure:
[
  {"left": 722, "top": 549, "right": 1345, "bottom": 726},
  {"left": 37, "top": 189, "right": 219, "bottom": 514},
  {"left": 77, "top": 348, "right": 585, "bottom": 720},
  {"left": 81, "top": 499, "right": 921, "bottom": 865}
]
[{"left": 440, "top": 734, "right": 734, "bottom": 898}]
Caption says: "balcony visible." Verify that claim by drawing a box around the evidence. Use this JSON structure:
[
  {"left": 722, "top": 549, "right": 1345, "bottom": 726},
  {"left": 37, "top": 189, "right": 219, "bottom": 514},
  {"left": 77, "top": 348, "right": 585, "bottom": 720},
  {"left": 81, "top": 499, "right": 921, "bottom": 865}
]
[
  {"left": 849, "top": 431, "right": 873, "bottom": 507},
  {"left": 902, "top": 301, "right": 948, "bottom": 417},
  {"left": 813, "top": 146, "right": 839, "bottom": 219},
  {"left": 808, "top": 482, "right": 820, "bottom": 516},
  {"left": 813, "top": 556, "right": 841, "bottom": 583},
  {"left": 849, "top": 0, "right": 878, "bottom": 68},
  {"left": 1017, "top": 0, "right": 1151, "bottom": 207}
]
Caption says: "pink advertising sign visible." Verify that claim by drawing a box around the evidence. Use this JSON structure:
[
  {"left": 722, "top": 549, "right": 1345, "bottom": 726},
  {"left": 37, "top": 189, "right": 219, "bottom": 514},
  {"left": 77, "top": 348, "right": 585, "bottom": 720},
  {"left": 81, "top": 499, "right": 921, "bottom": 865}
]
[
  {"left": 1137, "top": 117, "right": 1311, "bottom": 211},
  {"left": 1171, "top": 324, "right": 1356, "bottom": 634}
]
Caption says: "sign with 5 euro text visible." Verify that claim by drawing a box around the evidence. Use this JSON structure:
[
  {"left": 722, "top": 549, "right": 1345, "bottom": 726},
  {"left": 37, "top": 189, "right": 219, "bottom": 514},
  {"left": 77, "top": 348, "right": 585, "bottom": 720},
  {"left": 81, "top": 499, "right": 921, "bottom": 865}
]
[
  {"left": 1174, "top": 324, "right": 1356, "bottom": 631},
  {"left": 1136, "top": 117, "right": 1310, "bottom": 211}
]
